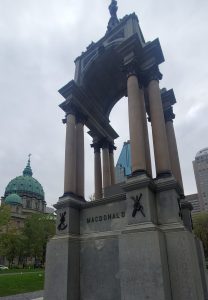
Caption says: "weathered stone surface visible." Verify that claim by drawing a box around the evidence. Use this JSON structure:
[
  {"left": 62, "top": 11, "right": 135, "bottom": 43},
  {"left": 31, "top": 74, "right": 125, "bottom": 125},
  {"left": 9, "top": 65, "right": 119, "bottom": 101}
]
[
  {"left": 56, "top": 205, "right": 80, "bottom": 235},
  {"left": 156, "top": 189, "right": 181, "bottom": 224},
  {"left": 44, "top": 236, "right": 80, "bottom": 300},
  {"left": 126, "top": 186, "right": 157, "bottom": 225},
  {"left": 80, "top": 236, "right": 121, "bottom": 300},
  {"left": 80, "top": 199, "right": 127, "bottom": 234},
  {"left": 119, "top": 229, "right": 171, "bottom": 300},
  {"left": 55, "top": 197, "right": 81, "bottom": 235},
  {"left": 165, "top": 228, "right": 204, "bottom": 300},
  {"left": 194, "top": 237, "right": 208, "bottom": 299}
]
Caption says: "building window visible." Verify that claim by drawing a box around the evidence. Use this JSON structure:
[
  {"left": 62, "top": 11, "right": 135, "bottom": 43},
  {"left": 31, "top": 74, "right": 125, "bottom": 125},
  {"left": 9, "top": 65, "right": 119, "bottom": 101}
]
[{"left": 26, "top": 200, "right": 31, "bottom": 208}]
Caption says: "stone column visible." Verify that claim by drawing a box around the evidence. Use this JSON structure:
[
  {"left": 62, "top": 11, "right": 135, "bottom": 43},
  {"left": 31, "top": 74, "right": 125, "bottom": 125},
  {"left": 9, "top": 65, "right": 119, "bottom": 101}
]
[
  {"left": 102, "top": 141, "right": 111, "bottom": 188},
  {"left": 126, "top": 63, "right": 147, "bottom": 174},
  {"left": 140, "top": 89, "right": 152, "bottom": 177},
  {"left": 164, "top": 107, "right": 184, "bottom": 192},
  {"left": 109, "top": 144, "right": 116, "bottom": 185},
  {"left": 144, "top": 119, "right": 152, "bottom": 177},
  {"left": 146, "top": 67, "right": 171, "bottom": 177},
  {"left": 76, "top": 114, "right": 85, "bottom": 199},
  {"left": 93, "top": 143, "right": 103, "bottom": 200},
  {"left": 64, "top": 109, "right": 76, "bottom": 195}
]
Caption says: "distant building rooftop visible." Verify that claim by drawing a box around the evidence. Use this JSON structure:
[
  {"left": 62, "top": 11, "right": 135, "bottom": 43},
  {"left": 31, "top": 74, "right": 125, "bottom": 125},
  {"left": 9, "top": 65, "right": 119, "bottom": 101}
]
[
  {"left": 195, "top": 147, "right": 208, "bottom": 158},
  {"left": 186, "top": 193, "right": 200, "bottom": 214}
]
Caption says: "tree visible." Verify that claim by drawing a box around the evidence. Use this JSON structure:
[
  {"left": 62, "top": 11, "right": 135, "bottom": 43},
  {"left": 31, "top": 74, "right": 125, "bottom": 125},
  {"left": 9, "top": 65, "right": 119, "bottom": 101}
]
[
  {"left": 0, "top": 204, "right": 11, "bottom": 231},
  {"left": 23, "top": 213, "right": 56, "bottom": 264},
  {"left": 193, "top": 212, "right": 208, "bottom": 258},
  {"left": 0, "top": 208, "right": 55, "bottom": 267},
  {"left": 0, "top": 231, "right": 22, "bottom": 267},
  {"left": 0, "top": 205, "right": 22, "bottom": 266}
]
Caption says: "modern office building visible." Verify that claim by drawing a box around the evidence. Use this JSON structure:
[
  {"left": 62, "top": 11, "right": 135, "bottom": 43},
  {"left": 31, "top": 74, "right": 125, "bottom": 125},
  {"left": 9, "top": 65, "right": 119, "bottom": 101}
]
[
  {"left": 193, "top": 148, "right": 208, "bottom": 211},
  {"left": 185, "top": 193, "right": 200, "bottom": 214},
  {"left": 115, "top": 141, "right": 131, "bottom": 183}
]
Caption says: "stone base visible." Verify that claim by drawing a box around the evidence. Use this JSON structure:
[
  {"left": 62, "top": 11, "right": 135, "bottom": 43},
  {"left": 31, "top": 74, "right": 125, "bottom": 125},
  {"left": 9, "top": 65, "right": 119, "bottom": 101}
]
[
  {"left": 80, "top": 226, "right": 171, "bottom": 300},
  {"left": 44, "top": 236, "right": 80, "bottom": 300},
  {"left": 165, "top": 226, "right": 205, "bottom": 299},
  {"left": 194, "top": 237, "right": 208, "bottom": 300},
  {"left": 44, "top": 177, "right": 207, "bottom": 300}
]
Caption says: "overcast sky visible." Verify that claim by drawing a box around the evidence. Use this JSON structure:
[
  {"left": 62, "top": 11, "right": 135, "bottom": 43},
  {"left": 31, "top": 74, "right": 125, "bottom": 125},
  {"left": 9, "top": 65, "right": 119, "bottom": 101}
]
[{"left": 0, "top": 0, "right": 208, "bottom": 207}]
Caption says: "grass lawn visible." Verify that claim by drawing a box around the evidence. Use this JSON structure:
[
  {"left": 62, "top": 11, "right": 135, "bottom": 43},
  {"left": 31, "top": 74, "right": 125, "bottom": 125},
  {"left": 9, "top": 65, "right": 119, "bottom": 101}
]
[
  {"left": 0, "top": 270, "right": 44, "bottom": 297},
  {"left": 0, "top": 268, "right": 43, "bottom": 274}
]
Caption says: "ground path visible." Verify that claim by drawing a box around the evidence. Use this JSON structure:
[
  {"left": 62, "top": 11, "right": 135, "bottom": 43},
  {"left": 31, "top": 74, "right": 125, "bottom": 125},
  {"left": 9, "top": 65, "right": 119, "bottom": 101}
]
[{"left": 0, "top": 290, "right": 43, "bottom": 300}]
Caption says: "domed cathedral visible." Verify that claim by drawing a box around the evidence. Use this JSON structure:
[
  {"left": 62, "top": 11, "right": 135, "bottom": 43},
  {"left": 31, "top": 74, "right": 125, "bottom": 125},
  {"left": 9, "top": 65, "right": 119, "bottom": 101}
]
[{"left": 1, "top": 155, "right": 46, "bottom": 228}]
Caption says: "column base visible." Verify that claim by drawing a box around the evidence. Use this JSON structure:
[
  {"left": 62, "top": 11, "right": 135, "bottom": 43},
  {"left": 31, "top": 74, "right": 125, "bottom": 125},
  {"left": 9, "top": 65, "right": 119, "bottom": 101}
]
[
  {"left": 94, "top": 194, "right": 102, "bottom": 201},
  {"left": 156, "top": 170, "right": 172, "bottom": 179},
  {"left": 62, "top": 191, "right": 86, "bottom": 202},
  {"left": 129, "top": 169, "right": 147, "bottom": 177}
]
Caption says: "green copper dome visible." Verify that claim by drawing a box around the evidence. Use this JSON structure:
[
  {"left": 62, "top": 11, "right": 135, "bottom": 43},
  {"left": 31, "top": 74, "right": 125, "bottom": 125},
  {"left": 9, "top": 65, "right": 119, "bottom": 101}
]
[
  {"left": 5, "top": 193, "right": 22, "bottom": 205},
  {"left": 4, "top": 157, "right": 44, "bottom": 201}
]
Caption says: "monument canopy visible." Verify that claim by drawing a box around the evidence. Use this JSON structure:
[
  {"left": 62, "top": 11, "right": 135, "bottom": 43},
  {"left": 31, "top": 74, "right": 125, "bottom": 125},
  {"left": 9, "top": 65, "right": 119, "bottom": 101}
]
[{"left": 59, "top": 3, "right": 164, "bottom": 143}]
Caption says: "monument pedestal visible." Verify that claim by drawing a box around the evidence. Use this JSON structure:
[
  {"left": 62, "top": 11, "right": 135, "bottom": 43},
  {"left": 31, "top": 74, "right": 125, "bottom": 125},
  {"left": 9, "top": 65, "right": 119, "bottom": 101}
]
[
  {"left": 44, "top": 176, "right": 208, "bottom": 300},
  {"left": 44, "top": 235, "right": 80, "bottom": 300},
  {"left": 44, "top": 196, "right": 82, "bottom": 300}
]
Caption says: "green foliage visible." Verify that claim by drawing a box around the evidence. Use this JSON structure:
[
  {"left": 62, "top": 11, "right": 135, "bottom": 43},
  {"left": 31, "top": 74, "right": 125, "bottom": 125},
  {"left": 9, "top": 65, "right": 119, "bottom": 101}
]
[
  {"left": 0, "top": 204, "right": 26, "bottom": 266},
  {"left": 193, "top": 212, "right": 208, "bottom": 257},
  {"left": 22, "top": 213, "right": 55, "bottom": 263},
  {"left": 0, "top": 210, "right": 55, "bottom": 266},
  {"left": 0, "top": 205, "right": 11, "bottom": 230},
  {"left": 0, "top": 270, "right": 44, "bottom": 297},
  {"left": 0, "top": 232, "right": 22, "bottom": 266}
]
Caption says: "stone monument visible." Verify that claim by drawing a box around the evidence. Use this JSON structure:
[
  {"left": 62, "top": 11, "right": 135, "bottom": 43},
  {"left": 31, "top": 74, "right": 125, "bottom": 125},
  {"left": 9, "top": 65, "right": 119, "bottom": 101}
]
[{"left": 44, "top": 1, "right": 208, "bottom": 299}]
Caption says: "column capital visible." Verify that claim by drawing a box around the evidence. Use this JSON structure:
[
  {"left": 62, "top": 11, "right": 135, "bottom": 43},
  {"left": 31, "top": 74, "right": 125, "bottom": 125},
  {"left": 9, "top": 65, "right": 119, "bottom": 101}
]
[
  {"left": 92, "top": 138, "right": 115, "bottom": 151},
  {"left": 122, "top": 60, "right": 139, "bottom": 79},
  {"left": 101, "top": 139, "right": 110, "bottom": 149},
  {"left": 76, "top": 111, "right": 87, "bottom": 124},
  {"left": 141, "top": 65, "right": 163, "bottom": 87},
  {"left": 66, "top": 103, "right": 77, "bottom": 116},
  {"left": 164, "top": 107, "right": 175, "bottom": 123},
  {"left": 109, "top": 143, "right": 117, "bottom": 153},
  {"left": 91, "top": 142, "right": 102, "bottom": 153},
  {"left": 62, "top": 104, "right": 76, "bottom": 124}
]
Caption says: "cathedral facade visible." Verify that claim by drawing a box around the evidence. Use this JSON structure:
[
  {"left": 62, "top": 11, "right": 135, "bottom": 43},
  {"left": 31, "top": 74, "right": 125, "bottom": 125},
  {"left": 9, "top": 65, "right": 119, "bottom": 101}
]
[{"left": 1, "top": 156, "right": 46, "bottom": 229}]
